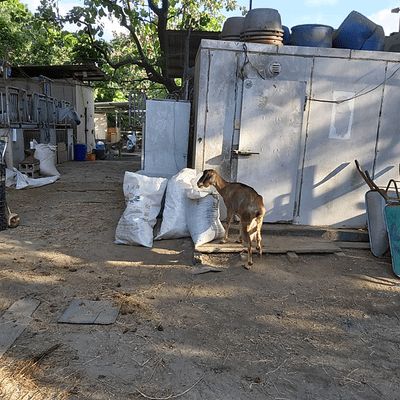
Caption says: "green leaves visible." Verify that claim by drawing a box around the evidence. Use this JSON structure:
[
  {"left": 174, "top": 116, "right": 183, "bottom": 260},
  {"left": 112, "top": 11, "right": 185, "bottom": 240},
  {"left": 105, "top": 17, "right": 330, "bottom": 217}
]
[
  {"left": 7, "top": 0, "right": 241, "bottom": 95},
  {"left": 0, "top": 0, "right": 75, "bottom": 64}
]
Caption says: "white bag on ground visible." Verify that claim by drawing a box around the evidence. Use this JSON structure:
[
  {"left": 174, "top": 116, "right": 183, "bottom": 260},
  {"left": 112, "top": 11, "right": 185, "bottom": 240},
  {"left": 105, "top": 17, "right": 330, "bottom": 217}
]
[
  {"left": 155, "top": 168, "right": 197, "bottom": 240},
  {"left": 33, "top": 140, "right": 59, "bottom": 177},
  {"left": 5, "top": 168, "right": 16, "bottom": 187},
  {"left": 14, "top": 168, "right": 59, "bottom": 189},
  {"left": 186, "top": 191, "right": 225, "bottom": 248},
  {"left": 115, "top": 171, "right": 168, "bottom": 248}
]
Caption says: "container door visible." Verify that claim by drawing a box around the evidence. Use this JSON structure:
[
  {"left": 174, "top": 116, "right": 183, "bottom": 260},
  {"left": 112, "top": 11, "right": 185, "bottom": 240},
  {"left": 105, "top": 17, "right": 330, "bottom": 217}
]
[{"left": 237, "top": 79, "right": 306, "bottom": 222}]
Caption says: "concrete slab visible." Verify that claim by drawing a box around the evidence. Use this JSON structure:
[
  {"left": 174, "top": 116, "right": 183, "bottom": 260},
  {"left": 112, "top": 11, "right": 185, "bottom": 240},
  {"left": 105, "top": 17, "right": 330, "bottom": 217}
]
[
  {"left": 58, "top": 300, "right": 120, "bottom": 325},
  {"left": 0, "top": 298, "right": 41, "bottom": 357}
]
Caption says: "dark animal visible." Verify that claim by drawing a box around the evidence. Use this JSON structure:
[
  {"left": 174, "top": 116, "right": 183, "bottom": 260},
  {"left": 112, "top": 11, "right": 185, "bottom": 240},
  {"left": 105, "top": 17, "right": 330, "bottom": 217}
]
[{"left": 197, "top": 169, "right": 265, "bottom": 268}]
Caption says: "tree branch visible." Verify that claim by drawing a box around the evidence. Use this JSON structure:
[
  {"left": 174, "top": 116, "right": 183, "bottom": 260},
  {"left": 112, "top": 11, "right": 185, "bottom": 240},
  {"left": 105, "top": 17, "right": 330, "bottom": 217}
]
[{"left": 99, "top": 0, "right": 177, "bottom": 92}]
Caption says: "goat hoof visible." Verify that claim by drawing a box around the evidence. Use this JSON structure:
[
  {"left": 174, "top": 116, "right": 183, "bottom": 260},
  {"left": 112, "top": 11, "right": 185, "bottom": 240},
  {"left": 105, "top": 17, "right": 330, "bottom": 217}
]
[
  {"left": 235, "top": 239, "right": 243, "bottom": 244},
  {"left": 242, "top": 261, "right": 253, "bottom": 270},
  {"left": 219, "top": 239, "right": 228, "bottom": 244}
]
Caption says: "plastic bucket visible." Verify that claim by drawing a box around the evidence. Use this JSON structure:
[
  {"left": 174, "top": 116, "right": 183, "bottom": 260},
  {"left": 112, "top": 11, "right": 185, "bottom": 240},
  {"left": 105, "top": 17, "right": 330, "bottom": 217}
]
[
  {"left": 93, "top": 149, "right": 106, "bottom": 160},
  {"left": 242, "top": 8, "right": 283, "bottom": 34},
  {"left": 333, "top": 11, "right": 381, "bottom": 50},
  {"left": 220, "top": 17, "right": 245, "bottom": 41},
  {"left": 74, "top": 144, "right": 87, "bottom": 161},
  {"left": 290, "top": 24, "right": 333, "bottom": 47},
  {"left": 96, "top": 141, "right": 105, "bottom": 150}
]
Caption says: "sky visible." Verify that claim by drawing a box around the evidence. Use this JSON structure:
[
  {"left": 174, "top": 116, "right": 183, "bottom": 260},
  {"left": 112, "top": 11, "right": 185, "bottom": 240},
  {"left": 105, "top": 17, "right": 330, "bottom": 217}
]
[{"left": 27, "top": 0, "right": 400, "bottom": 41}]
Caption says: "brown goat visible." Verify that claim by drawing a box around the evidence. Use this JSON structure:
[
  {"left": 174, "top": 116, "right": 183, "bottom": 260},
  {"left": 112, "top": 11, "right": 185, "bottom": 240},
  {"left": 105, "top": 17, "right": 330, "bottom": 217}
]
[{"left": 197, "top": 169, "right": 266, "bottom": 268}]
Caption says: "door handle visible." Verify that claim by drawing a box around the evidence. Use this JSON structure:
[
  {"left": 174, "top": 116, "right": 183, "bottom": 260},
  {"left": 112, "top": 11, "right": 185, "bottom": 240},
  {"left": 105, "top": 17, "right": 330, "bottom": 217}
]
[{"left": 233, "top": 150, "right": 260, "bottom": 156}]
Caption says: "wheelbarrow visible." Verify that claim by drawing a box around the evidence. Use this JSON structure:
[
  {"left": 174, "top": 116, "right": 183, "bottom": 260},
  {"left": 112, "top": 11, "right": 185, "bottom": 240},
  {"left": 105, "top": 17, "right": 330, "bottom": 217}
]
[
  {"left": 6, "top": 203, "right": 19, "bottom": 228},
  {"left": 355, "top": 160, "right": 400, "bottom": 277}
]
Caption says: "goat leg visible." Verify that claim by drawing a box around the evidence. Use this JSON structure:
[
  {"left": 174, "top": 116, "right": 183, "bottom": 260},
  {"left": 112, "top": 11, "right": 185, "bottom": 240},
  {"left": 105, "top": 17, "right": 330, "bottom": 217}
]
[
  {"left": 236, "top": 218, "right": 244, "bottom": 243},
  {"left": 242, "top": 220, "right": 253, "bottom": 269},
  {"left": 220, "top": 211, "right": 233, "bottom": 244},
  {"left": 256, "top": 216, "right": 263, "bottom": 257}
]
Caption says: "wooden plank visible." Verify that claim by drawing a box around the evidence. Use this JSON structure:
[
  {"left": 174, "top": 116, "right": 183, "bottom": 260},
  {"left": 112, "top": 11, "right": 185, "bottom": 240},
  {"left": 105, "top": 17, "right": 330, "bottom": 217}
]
[
  {"left": 196, "top": 235, "right": 341, "bottom": 254},
  {"left": 0, "top": 298, "right": 41, "bottom": 357},
  {"left": 337, "top": 241, "right": 370, "bottom": 250}
]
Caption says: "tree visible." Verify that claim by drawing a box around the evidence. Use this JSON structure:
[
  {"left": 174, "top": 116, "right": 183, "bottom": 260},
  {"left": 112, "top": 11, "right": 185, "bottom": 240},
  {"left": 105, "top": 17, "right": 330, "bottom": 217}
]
[
  {"left": 38, "top": 0, "right": 245, "bottom": 95},
  {"left": 0, "top": 0, "right": 77, "bottom": 66}
]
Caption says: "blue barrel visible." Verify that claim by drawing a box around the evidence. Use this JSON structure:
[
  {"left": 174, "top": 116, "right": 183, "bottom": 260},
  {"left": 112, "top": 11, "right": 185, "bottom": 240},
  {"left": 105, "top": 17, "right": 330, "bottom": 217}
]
[
  {"left": 333, "top": 11, "right": 383, "bottom": 50},
  {"left": 289, "top": 24, "right": 333, "bottom": 47},
  {"left": 361, "top": 26, "right": 385, "bottom": 51},
  {"left": 74, "top": 144, "right": 87, "bottom": 161},
  {"left": 282, "top": 25, "right": 291, "bottom": 45}
]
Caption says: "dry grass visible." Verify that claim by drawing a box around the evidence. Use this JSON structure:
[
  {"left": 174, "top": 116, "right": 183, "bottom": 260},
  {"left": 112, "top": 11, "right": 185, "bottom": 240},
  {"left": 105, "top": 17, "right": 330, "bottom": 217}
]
[
  {"left": 113, "top": 292, "right": 156, "bottom": 319},
  {"left": 0, "top": 345, "right": 71, "bottom": 400}
]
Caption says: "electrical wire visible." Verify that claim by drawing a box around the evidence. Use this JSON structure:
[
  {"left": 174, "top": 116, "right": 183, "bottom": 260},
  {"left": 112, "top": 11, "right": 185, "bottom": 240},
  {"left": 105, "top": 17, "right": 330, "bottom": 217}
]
[
  {"left": 239, "top": 42, "right": 400, "bottom": 104},
  {"left": 308, "top": 63, "right": 400, "bottom": 104},
  {"left": 240, "top": 43, "right": 266, "bottom": 80}
]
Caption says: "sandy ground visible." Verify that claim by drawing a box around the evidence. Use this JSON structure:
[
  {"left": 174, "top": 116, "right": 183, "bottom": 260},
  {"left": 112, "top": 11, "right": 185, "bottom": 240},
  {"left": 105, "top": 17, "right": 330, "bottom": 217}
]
[{"left": 1, "top": 153, "right": 400, "bottom": 400}]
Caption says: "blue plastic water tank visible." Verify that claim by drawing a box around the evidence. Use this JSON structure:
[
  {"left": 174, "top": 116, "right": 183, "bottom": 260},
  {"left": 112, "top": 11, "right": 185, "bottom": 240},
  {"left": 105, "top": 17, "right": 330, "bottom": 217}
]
[
  {"left": 289, "top": 24, "right": 333, "bottom": 48},
  {"left": 282, "top": 26, "right": 291, "bottom": 45},
  {"left": 333, "top": 11, "right": 384, "bottom": 51},
  {"left": 361, "top": 26, "right": 385, "bottom": 51}
]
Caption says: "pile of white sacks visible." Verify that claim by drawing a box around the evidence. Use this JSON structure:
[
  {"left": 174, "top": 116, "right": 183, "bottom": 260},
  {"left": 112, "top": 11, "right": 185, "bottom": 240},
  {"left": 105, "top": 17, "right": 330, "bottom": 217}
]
[
  {"left": 114, "top": 168, "right": 225, "bottom": 248},
  {"left": 6, "top": 140, "right": 60, "bottom": 189}
]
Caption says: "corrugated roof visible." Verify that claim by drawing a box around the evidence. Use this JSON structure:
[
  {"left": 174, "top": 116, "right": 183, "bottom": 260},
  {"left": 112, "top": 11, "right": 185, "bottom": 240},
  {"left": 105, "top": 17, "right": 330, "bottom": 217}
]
[
  {"left": 165, "top": 30, "right": 221, "bottom": 78},
  {"left": 11, "top": 64, "right": 108, "bottom": 82}
]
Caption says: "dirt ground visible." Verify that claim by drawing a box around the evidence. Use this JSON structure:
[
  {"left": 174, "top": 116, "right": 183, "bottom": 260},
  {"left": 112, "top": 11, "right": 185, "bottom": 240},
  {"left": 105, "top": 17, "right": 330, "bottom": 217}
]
[{"left": 1, "top": 153, "right": 400, "bottom": 400}]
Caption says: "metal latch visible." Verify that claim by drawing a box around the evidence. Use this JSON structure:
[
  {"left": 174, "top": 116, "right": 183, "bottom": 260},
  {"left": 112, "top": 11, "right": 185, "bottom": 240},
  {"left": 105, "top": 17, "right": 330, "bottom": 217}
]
[{"left": 233, "top": 150, "right": 260, "bottom": 156}]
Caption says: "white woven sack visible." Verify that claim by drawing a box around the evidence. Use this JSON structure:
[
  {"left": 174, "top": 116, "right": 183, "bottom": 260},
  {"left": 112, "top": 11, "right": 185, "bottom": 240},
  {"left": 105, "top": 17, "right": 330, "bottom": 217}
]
[
  {"left": 115, "top": 171, "right": 168, "bottom": 248},
  {"left": 185, "top": 193, "right": 225, "bottom": 248},
  {"left": 32, "top": 140, "right": 59, "bottom": 177},
  {"left": 155, "top": 168, "right": 197, "bottom": 240},
  {"left": 185, "top": 171, "right": 218, "bottom": 199}
]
